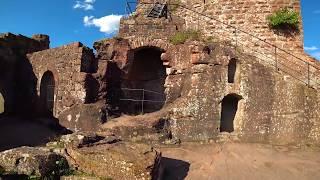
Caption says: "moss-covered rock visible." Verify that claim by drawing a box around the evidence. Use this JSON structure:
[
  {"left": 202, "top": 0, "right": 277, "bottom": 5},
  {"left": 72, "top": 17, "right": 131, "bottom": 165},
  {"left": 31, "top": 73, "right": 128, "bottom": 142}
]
[{"left": 0, "top": 146, "right": 69, "bottom": 178}]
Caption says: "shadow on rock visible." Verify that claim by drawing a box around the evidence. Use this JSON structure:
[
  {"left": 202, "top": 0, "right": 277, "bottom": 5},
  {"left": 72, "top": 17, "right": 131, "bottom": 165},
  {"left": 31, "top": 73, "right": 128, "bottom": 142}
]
[
  {"left": 161, "top": 157, "right": 190, "bottom": 180},
  {"left": 0, "top": 116, "right": 72, "bottom": 152}
]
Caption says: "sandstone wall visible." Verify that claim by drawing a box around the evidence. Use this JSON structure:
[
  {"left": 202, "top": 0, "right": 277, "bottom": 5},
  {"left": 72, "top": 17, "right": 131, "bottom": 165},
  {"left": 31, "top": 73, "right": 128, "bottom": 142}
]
[
  {"left": 97, "top": 36, "right": 320, "bottom": 145},
  {"left": 162, "top": 40, "right": 320, "bottom": 145},
  {"left": 0, "top": 33, "right": 49, "bottom": 115},
  {"left": 123, "top": 0, "right": 320, "bottom": 89},
  {"left": 27, "top": 42, "right": 97, "bottom": 118}
]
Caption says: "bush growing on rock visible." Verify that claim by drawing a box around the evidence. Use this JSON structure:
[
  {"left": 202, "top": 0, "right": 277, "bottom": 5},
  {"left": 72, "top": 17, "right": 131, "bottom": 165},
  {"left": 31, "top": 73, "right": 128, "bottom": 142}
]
[
  {"left": 267, "top": 8, "right": 300, "bottom": 30},
  {"left": 169, "top": 30, "right": 201, "bottom": 44}
]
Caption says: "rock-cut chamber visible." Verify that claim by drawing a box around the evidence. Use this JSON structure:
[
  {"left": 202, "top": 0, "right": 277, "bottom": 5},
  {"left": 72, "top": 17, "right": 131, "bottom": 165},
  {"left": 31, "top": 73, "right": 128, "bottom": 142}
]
[{"left": 121, "top": 46, "right": 167, "bottom": 114}]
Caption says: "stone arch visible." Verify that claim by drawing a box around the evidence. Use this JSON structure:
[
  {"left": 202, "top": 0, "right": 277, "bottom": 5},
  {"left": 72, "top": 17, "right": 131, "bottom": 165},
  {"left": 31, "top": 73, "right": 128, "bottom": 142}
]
[
  {"left": 121, "top": 46, "right": 167, "bottom": 114},
  {"left": 40, "top": 71, "right": 56, "bottom": 116},
  {"left": 228, "top": 58, "right": 237, "bottom": 83},
  {"left": 220, "top": 93, "right": 243, "bottom": 133},
  {"left": 0, "top": 92, "right": 4, "bottom": 115},
  {"left": 128, "top": 38, "right": 170, "bottom": 51}
]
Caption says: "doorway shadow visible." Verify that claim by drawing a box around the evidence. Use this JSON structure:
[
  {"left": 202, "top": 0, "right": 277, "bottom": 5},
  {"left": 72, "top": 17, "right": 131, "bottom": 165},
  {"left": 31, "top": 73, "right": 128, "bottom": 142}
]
[{"left": 161, "top": 157, "right": 190, "bottom": 180}]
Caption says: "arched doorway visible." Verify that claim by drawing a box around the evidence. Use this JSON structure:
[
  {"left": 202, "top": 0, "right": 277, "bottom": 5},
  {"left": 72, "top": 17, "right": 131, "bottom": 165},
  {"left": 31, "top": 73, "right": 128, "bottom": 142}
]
[
  {"left": 0, "top": 92, "right": 4, "bottom": 114},
  {"left": 122, "top": 46, "right": 167, "bottom": 114},
  {"left": 228, "top": 58, "right": 237, "bottom": 83},
  {"left": 40, "top": 71, "right": 55, "bottom": 116},
  {"left": 220, "top": 94, "right": 242, "bottom": 133}
]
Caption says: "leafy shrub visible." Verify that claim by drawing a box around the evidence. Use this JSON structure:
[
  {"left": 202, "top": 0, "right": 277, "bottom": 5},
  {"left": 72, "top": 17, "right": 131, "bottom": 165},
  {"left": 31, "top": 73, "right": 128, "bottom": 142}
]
[
  {"left": 267, "top": 8, "right": 300, "bottom": 30},
  {"left": 169, "top": 30, "right": 201, "bottom": 45}
]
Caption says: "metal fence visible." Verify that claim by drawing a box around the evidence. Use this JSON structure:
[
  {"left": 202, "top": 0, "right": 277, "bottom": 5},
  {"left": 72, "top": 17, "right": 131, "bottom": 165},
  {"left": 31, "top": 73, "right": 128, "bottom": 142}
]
[
  {"left": 124, "top": 1, "right": 320, "bottom": 90},
  {"left": 125, "top": 1, "right": 138, "bottom": 15},
  {"left": 120, "top": 88, "right": 166, "bottom": 114}
]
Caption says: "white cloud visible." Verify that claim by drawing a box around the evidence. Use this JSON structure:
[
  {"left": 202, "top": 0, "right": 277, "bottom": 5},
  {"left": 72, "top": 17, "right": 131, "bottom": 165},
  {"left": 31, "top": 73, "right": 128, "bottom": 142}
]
[
  {"left": 313, "top": 10, "right": 320, "bottom": 14},
  {"left": 84, "top": 0, "right": 96, "bottom": 3},
  {"left": 73, "top": 0, "right": 95, "bottom": 11},
  {"left": 83, "top": 15, "right": 123, "bottom": 34},
  {"left": 311, "top": 52, "right": 320, "bottom": 60},
  {"left": 304, "top": 46, "right": 318, "bottom": 51}
]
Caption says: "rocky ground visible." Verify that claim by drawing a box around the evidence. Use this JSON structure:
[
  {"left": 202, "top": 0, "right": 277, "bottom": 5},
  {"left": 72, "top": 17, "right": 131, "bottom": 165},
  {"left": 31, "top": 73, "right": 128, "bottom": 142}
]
[
  {"left": 1, "top": 129, "right": 320, "bottom": 180},
  {"left": 1, "top": 117, "right": 320, "bottom": 180}
]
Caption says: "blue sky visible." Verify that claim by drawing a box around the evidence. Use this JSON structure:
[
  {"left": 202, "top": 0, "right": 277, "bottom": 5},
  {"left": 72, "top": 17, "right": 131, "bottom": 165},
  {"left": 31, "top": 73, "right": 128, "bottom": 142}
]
[{"left": 0, "top": 0, "right": 319, "bottom": 60}]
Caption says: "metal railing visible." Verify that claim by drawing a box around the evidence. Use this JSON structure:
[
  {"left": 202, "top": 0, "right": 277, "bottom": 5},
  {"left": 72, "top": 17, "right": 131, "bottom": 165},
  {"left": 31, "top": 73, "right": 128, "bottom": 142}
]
[
  {"left": 123, "top": 1, "right": 320, "bottom": 90},
  {"left": 125, "top": 1, "right": 138, "bottom": 16},
  {"left": 120, "top": 88, "right": 166, "bottom": 114}
]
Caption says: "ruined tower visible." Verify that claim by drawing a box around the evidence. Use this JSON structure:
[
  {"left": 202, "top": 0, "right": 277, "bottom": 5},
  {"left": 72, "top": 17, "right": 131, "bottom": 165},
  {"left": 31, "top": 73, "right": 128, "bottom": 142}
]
[{"left": 93, "top": 0, "right": 320, "bottom": 145}]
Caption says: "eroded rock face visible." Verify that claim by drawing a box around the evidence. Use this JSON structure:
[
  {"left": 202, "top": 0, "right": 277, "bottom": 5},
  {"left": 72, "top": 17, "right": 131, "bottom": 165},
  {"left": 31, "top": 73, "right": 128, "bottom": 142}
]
[
  {"left": 46, "top": 132, "right": 162, "bottom": 180},
  {"left": 0, "top": 146, "right": 68, "bottom": 177},
  {"left": 57, "top": 102, "right": 106, "bottom": 132},
  {"left": 99, "top": 110, "right": 173, "bottom": 144},
  {"left": 66, "top": 142, "right": 161, "bottom": 180},
  {"left": 95, "top": 35, "right": 320, "bottom": 146}
]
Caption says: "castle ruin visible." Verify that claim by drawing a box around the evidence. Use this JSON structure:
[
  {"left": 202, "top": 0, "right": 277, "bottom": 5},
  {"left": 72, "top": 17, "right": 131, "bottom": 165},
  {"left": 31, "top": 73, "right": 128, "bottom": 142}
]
[{"left": 0, "top": 0, "right": 320, "bottom": 179}]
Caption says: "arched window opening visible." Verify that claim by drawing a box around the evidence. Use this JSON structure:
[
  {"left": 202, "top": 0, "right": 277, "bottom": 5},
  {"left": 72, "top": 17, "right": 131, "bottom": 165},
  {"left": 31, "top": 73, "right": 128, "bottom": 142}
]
[
  {"left": 220, "top": 94, "right": 242, "bottom": 133},
  {"left": 40, "top": 71, "right": 55, "bottom": 116},
  {"left": 228, "top": 58, "right": 237, "bottom": 83},
  {"left": 0, "top": 92, "right": 4, "bottom": 115},
  {"left": 121, "top": 46, "right": 167, "bottom": 115}
]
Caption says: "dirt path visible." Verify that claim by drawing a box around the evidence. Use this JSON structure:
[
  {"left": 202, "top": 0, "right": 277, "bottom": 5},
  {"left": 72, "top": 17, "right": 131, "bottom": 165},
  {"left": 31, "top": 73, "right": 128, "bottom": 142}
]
[{"left": 160, "top": 143, "right": 320, "bottom": 180}]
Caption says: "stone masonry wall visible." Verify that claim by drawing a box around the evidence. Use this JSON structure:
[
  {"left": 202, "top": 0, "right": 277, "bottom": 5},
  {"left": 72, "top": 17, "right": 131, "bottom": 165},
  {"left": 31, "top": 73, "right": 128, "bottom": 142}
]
[
  {"left": 27, "top": 42, "right": 97, "bottom": 117},
  {"left": 173, "top": 0, "right": 320, "bottom": 87},
  {"left": 0, "top": 33, "right": 49, "bottom": 115},
  {"left": 129, "top": 0, "right": 320, "bottom": 89}
]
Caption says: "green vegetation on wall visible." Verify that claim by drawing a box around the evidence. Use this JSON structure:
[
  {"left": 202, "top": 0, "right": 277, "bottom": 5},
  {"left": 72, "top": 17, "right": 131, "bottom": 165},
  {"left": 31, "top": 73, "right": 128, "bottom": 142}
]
[
  {"left": 169, "top": 30, "right": 201, "bottom": 45},
  {"left": 168, "top": 0, "right": 181, "bottom": 12},
  {"left": 267, "top": 8, "right": 300, "bottom": 30}
]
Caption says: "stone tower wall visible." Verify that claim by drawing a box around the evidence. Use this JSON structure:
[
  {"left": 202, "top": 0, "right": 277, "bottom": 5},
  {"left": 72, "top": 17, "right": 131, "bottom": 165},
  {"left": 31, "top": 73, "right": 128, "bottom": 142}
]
[
  {"left": 175, "top": 0, "right": 302, "bottom": 50},
  {"left": 125, "top": 0, "right": 320, "bottom": 89}
]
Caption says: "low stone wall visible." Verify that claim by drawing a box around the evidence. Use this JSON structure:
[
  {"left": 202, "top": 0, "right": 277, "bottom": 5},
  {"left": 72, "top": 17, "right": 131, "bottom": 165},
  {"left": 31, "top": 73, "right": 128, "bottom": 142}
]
[{"left": 27, "top": 42, "right": 97, "bottom": 117}]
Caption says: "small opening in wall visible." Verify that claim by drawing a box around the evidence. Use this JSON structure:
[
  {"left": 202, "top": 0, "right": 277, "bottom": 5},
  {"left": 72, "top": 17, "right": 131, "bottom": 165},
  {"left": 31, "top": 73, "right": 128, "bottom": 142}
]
[
  {"left": 228, "top": 58, "right": 237, "bottom": 83},
  {"left": 203, "top": 46, "right": 211, "bottom": 55},
  {"left": 220, "top": 94, "right": 242, "bottom": 133},
  {"left": 0, "top": 92, "right": 4, "bottom": 115},
  {"left": 40, "top": 71, "right": 55, "bottom": 116}
]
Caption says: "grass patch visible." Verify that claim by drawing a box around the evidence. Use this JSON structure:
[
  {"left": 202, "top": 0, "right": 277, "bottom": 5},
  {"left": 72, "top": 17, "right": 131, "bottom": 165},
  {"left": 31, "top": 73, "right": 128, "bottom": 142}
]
[
  {"left": 63, "top": 170, "right": 113, "bottom": 179},
  {"left": 267, "top": 8, "right": 300, "bottom": 30},
  {"left": 168, "top": 0, "right": 181, "bottom": 12},
  {"left": 169, "top": 30, "right": 201, "bottom": 45},
  {"left": 0, "top": 166, "right": 5, "bottom": 175},
  {"left": 0, "top": 92, "right": 4, "bottom": 114}
]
